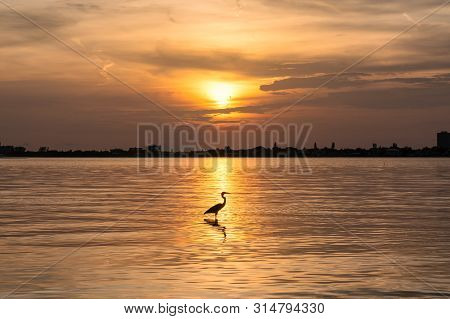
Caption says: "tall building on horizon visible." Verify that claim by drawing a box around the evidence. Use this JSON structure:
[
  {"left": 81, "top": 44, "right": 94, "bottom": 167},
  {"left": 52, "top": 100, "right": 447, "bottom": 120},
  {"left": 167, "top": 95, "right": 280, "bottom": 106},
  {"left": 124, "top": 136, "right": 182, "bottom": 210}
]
[{"left": 437, "top": 131, "right": 450, "bottom": 148}]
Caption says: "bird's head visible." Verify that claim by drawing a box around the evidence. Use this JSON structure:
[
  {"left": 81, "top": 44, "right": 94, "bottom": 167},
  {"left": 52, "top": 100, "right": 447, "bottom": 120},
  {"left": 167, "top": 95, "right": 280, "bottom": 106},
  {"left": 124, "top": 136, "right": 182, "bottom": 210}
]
[{"left": 221, "top": 192, "right": 230, "bottom": 196}]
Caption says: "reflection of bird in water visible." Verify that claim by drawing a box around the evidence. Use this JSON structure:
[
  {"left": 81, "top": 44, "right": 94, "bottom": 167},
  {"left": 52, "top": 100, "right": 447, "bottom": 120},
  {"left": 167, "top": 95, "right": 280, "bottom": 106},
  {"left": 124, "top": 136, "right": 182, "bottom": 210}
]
[
  {"left": 204, "top": 218, "right": 227, "bottom": 239},
  {"left": 204, "top": 192, "right": 230, "bottom": 219}
]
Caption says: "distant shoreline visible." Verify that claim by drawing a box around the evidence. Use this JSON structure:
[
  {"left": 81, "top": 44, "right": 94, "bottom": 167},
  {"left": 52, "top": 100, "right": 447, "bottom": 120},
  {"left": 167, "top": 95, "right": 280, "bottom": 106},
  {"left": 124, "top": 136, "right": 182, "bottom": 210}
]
[
  {"left": 2, "top": 144, "right": 450, "bottom": 158},
  {"left": 2, "top": 154, "right": 450, "bottom": 158}
]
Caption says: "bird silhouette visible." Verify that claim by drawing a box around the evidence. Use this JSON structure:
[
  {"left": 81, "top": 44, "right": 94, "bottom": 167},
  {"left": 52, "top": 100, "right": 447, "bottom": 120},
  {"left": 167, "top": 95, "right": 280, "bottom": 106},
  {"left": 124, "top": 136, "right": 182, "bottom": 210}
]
[{"left": 204, "top": 192, "right": 230, "bottom": 219}]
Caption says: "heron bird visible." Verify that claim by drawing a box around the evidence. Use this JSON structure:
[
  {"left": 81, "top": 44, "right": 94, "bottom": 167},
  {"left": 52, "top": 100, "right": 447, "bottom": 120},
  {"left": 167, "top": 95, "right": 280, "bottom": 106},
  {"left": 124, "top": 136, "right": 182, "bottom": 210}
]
[{"left": 204, "top": 192, "right": 230, "bottom": 219}]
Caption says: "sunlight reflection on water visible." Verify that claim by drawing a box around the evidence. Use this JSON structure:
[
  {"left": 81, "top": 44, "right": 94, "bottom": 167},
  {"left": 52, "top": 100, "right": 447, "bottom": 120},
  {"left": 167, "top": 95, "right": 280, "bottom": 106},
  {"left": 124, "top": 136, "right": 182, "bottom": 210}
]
[{"left": 0, "top": 158, "right": 449, "bottom": 298}]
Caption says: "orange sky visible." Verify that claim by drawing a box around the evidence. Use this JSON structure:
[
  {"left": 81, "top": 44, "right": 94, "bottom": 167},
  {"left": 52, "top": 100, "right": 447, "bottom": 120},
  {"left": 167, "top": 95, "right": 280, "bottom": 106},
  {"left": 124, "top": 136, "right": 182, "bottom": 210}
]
[{"left": 0, "top": 0, "right": 449, "bottom": 149}]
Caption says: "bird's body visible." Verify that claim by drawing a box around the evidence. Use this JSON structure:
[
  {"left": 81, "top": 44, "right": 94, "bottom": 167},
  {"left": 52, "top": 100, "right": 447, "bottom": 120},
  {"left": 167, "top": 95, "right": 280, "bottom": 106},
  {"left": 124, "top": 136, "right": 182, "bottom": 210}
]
[
  {"left": 204, "top": 203, "right": 225, "bottom": 215},
  {"left": 204, "top": 192, "right": 230, "bottom": 219}
]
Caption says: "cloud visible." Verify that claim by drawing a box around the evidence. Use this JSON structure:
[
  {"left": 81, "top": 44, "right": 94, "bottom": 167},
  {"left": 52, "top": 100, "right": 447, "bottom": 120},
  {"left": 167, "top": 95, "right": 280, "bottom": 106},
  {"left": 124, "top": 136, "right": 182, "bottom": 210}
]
[
  {"left": 260, "top": 73, "right": 450, "bottom": 91},
  {"left": 119, "top": 48, "right": 280, "bottom": 77},
  {"left": 0, "top": 9, "right": 73, "bottom": 30},
  {"left": 117, "top": 46, "right": 450, "bottom": 80},
  {"left": 256, "top": 0, "right": 446, "bottom": 15},
  {"left": 64, "top": 2, "right": 101, "bottom": 12},
  {"left": 117, "top": 22, "right": 450, "bottom": 78},
  {"left": 309, "top": 85, "right": 450, "bottom": 109},
  {"left": 258, "top": 72, "right": 450, "bottom": 114},
  {"left": 260, "top": 73, "right": 367, "bottom": 91},
  {"left": 178, "top": 100, "right": 292, "bottom": 123},
  {"left": 0, "top": 7, "right": 77, "bottom": 48}
]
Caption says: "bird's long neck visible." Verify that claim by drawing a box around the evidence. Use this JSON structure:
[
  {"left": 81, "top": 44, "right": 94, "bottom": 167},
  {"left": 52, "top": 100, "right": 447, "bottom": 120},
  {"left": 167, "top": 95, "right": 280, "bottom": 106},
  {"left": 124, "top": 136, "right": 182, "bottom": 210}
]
[{"left": 222, "top": 194, "right": 227, "bottom": 206}]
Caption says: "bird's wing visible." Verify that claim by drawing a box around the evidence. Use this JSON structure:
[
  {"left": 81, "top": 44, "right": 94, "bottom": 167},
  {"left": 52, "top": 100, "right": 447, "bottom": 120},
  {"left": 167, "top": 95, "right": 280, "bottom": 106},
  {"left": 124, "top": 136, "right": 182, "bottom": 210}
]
[{"left": 204, "top": 203, "right": 222, "bottom": 214}]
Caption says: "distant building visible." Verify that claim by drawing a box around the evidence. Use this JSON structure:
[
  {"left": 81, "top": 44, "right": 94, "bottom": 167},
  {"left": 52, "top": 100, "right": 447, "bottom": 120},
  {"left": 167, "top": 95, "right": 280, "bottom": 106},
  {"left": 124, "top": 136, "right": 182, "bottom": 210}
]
[
  {"left": 437, "top": 131, "right": 450, "bottom": 148},
  {"left": 386, "top": 148, "right": 400, "bottom": 156},
  {"left": 148, "top": 144, "right": 162, "bottom": 152},
  {"left": 128, "top": 147, "right": 145, "bottom": 156},
  {"left": 0, "top": 144, "right": 26, "bottom": 155},
  {"left": 110, "top": 148, "right": 126, "bottom": 155},
  {"left": 14, "top": 147, "right": 26, "bottom": 153},
  {"left": 0, "top": 145, "right": 14, "bottom": 155},
  {"left": 273, "top": 142, "right": 278, "bottom": 151}
]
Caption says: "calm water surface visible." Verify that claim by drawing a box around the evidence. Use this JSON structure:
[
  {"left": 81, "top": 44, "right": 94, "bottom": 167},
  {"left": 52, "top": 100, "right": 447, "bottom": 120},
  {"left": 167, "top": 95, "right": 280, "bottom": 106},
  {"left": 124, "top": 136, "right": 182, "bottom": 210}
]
[{"left": 0, "top": 158, "right": 449, "bottom": 298}]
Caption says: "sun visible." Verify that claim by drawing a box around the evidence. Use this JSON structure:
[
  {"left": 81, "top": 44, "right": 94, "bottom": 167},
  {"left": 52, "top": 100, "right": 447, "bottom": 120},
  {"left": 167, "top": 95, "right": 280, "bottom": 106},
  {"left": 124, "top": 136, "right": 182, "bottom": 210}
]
[{"left": 207, "top": 82, "right": 234, "bottom": 108}]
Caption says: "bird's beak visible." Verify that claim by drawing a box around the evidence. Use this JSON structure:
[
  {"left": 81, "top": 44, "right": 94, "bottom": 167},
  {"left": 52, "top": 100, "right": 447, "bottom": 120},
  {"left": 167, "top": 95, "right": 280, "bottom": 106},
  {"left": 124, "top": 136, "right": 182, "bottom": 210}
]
[{"left": 224, "top": 192, "right": 231, "bottom": 194}]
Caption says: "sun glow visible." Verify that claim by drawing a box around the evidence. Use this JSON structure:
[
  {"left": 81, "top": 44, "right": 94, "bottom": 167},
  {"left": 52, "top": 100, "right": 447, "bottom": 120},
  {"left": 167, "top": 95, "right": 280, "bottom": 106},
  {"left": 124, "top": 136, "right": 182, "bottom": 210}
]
[{"left": 207, "top": 82, "right": 234, "bottom": 107}]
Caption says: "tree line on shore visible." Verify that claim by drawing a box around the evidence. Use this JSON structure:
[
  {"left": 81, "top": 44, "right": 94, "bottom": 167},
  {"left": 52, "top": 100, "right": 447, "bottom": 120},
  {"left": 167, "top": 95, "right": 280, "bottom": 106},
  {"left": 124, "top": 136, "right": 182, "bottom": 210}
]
[{"left": 1, "top": 143, "right": 449, "bottom": 157}]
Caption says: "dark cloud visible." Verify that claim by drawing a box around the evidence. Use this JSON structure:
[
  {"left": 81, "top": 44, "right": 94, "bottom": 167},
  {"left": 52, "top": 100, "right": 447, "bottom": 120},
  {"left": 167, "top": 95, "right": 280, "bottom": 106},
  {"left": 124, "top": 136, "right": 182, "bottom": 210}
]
[
  {"left": 260, "top": 73, "right": 367, "bottom": 91},
  {"left": 310, "top": 85, "right": 450, "bottom": 109},
  {"left": 260, "top": 73, "right": 450, "bottom": 91},
  {"left": 65, "top": 2, "right": 101, "bottom": 12},
  {"left": 188, "top": 102, "right": 281, "bottom": 116},
  {"left": 258, "top": 72, "right": 450, "bottom": 116},
  {"left": 117, "top": 47, "right": 450, "bottom": 79}
]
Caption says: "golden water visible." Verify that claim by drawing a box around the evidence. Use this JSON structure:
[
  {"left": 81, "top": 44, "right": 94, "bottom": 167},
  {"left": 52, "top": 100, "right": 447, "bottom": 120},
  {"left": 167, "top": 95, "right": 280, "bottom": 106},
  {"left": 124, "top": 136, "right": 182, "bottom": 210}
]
[{"left": 0, "top": 158, "right": 449, "bottom": 298}]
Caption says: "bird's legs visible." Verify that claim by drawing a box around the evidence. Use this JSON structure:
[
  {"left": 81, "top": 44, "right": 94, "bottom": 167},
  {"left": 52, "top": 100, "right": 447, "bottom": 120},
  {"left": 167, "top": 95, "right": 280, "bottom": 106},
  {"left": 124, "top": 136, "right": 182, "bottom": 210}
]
[{"left": 214, "top": 213, "right": 218, "bottom": 220}]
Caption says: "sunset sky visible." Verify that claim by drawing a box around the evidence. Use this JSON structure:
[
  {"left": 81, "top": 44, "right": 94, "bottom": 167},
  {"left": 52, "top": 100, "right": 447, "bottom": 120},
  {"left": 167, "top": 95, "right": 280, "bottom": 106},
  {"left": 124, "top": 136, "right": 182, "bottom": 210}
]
[{"left": 1, "top": 0, "right": 449, "bottom": 149}]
